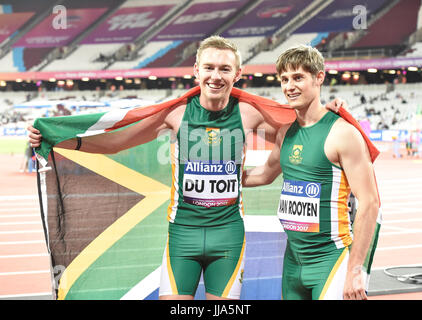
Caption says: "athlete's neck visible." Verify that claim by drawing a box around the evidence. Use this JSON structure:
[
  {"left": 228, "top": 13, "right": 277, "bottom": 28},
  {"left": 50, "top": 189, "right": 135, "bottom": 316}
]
[
  {"left": 296, "top": 101, "right": 327, "bottom": 127},
  {"left": 199, "top": 95, "right": 229, "bottom": 112}
]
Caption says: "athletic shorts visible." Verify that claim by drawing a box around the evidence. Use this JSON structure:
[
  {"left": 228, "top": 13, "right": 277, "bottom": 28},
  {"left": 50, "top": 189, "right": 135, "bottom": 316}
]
[
  {"left": 282, "top": 242, "right": 350, "bottom": 300},
  {"left": 159, "top": 219, "right": 245, "bottom": 298}
]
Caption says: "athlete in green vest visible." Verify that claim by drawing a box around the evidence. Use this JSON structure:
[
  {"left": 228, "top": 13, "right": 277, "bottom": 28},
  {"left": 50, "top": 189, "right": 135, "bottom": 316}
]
[
  {"left": 243, "top": 45, "right": 380, "bottom": 300},
  {"left": 28, "top": 37, "right": 344, "bottom": 300}
]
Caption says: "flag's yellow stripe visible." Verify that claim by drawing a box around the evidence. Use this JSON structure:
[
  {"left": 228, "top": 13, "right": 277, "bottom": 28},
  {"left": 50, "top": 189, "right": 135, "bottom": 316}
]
[{"left": 54, "top": 148, "right": 170, "bottom": 300}]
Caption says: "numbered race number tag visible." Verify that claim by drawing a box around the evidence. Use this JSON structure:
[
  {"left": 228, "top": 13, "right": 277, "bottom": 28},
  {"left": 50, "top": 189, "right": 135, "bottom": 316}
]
[
  {"left": 183, "top": 161, "right": 238, "bottom": 208},
  {"left": 277, "top": 179, "right": 321, "bottom": 232}
]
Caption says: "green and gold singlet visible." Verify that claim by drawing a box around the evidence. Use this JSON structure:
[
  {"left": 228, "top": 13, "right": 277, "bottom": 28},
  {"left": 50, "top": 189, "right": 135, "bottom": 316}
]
[
  {"left": 279, "top": 111, "right": 353, "bottom": 257},
  {"left": 279, "top": 111, "right": 353, "bottom": 299},
  {"left": 159, "top": 94, "right": 247, "bottom": 298},
  {"left": 167, "top": 94, "right": 246, "bottom": 226}
]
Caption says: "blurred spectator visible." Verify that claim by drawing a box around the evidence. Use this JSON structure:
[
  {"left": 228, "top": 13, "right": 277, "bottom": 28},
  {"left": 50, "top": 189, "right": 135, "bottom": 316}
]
[
  {"left": 19, "top": 141, "right": 33, "bottom": 173},
  {"left": 418, "top": 130, "right": 422, "bottom": 158},
  {"left": 410, "top": 130, "right": 419, "bottom": 157},
  {"left": 392, "top": 135, "right": 401, "bottom": 158},
  {"left": 53, "top": 103, "right": 71, "bottom": 116}
]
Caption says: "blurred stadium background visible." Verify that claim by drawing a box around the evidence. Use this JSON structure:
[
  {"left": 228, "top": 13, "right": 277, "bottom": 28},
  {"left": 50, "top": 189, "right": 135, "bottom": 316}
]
[{"left": 1, "top": 0, "right": 422, "bottom": 300}]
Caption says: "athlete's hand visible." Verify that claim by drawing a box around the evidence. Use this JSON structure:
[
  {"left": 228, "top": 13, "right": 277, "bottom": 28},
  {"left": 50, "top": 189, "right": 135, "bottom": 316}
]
[
  {"left": 343, "top": 266, "right": 368, "bottom": 300},
  {"left": 27, "top": 125, "right": 42, "bottom": 148},
  {"left": 325, "top": 98, "right": 348, "bottom": 114}
]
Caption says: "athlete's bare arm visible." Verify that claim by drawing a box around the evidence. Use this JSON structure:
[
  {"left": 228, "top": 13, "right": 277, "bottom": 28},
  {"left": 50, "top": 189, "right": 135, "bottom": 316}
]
[
  {"left": 27, "top": 105, "right": 186, "bottom": 154},
  {"left": 325, "top": 119, "right": 379, "bottom": 300},
  {"left": 242, "top": 126, "right": 288, "bottom": 187}
]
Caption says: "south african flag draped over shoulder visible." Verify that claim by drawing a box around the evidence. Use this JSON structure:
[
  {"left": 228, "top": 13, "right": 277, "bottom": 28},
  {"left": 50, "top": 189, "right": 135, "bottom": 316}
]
[{"left": 34, "top": 86, "right": 381, "bottom": 300}]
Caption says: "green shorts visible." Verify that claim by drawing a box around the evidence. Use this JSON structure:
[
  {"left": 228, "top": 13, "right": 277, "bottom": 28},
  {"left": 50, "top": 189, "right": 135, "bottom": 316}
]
[
  {"left": 282, "top": 242, "right": 350, "bottom": 300},
  {"left": 159, "top": 219, "right": 245, "bottom": 298}
]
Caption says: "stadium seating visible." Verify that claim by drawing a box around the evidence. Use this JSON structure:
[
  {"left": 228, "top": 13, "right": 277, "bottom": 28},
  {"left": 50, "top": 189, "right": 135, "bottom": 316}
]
[
  {"left": 3, "top": 0, "right": 421, "bottom": 72},
  {"left": 3, "top": 82, "right": 421, "bottom": 135},
  {"left": 352, "top": 0, "right": 420, "bottom": 48},
  {"left": 109, "top": 41, "right": 179, "bottom": 70},
  {"left": 403, "top": 42, "right": 422, "bottom": 57},
  {"left": 0, "top": 50, "right": 20, "bottom": 72},
  {"left": 230, "top": 37, "right": 269, "bottom": 64},
  {"left": 139, "top": 41, "right": 191, "bottom": 68},
  {"left": 43, "top": 44, "right": 123, "bottom": 71},
  {"left": 247, "top": 33, "right": 319, "bottom": 65}
]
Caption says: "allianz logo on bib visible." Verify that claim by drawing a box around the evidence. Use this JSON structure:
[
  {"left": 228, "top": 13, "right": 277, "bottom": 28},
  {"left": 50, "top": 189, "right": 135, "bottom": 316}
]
[
  {"left": 185, "top": 160, "right": 237, "bottom": 175},
  {"left": 282, "top": 180, "right": 321, "bottom": 198},
  {"left": 305, "top": 183, "right": 320, "bottom": 198}
]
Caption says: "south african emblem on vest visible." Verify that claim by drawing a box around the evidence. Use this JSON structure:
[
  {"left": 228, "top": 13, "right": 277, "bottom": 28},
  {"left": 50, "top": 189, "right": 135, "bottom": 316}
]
[
  {"left": 204, "top": 128, "right": 221, "bottom": 145},
  {"left": 289, "top": 145, "right": 303, "bottom": 164}
]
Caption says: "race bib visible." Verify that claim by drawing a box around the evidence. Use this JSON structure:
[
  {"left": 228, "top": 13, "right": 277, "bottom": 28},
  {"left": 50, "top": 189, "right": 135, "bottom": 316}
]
[
  {"left": 277, "top": 179, "right": 320, "bottom": 232},
  {"left": 183, "top": 161, "right": 238, "bottom": 207}
]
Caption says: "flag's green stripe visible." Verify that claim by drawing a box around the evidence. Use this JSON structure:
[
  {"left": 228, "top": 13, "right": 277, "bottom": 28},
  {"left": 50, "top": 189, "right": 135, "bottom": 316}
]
[
  {"left": 34, "top": 113, "right": 106, "bottom": 160},
  {"left": 64, "top": 201, "right": 168, "bottom": 300}
]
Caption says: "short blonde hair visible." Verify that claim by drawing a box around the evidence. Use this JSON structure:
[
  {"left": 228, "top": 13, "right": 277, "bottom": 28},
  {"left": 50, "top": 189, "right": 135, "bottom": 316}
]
[
  {"left": 276, "top": 45, "right": 325, "bottom": 77},
  {"left": 196, "top": 35, "right": 242, "bottom": 70}
]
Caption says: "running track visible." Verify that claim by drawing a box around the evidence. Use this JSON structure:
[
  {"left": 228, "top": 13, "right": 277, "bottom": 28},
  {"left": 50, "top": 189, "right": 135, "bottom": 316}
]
[{"left": 0, "top": 142, "right": 421, "bottom": 300}]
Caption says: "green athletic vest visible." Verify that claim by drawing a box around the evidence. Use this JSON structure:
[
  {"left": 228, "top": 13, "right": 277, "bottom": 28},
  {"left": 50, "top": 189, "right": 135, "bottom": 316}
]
[
  {"left": 167, "top": 95, "right": 246, "bottom": 226},
  {"left": 278, "top": 111, "right": 353, "bottom": 258}
]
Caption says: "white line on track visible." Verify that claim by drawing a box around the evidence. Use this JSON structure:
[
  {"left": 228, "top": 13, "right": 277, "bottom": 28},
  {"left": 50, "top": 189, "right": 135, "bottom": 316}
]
[
  {"left": 0, "top": 202, "right": 39, "bottom": 207},
  {"left": 0, "top": 208, "right": 40, "bottom": 212},
  {"left": 378, "top": 178, "right": 422, "bottom": 184},
  {"left": 0, "top": 230, "right": 43, "bottom": 235},
  {"left": 0, "top": 195, "right": 38, "bottom": 201},
  {"left": 0, "top": 292, "right": 53, "bottom": 299},
  {"left": 0, "top": 240, "right": 45, "bottom": 245},
  {"left": 0, "top": 270, "right": 51, "bottom": 276},
  {"left": 372, "top": 263, "right": 422, "bottom": 271},
  {"left": 0, "top": 221, "right": 42, "bottom": 226},
  {"left": 383, "top": 218, "right": 422, "bottom": 223},
  {"left": 376, "top": 244, "right": 422, "bottom": 251},
  {"left": 380, "top": 229, "right": 422, "bottom": 236},
  {"left": 0, "top": 253, "right": 49, "bottom": 259},
  {"left": 0, "top": 214, "right": 40, "bottom": 218},
  {"left": 381, "top": 208, "right": 422, "bottom": 215},
  {"left": 381, "top": 225, "right": 421, "bottom": 231}
]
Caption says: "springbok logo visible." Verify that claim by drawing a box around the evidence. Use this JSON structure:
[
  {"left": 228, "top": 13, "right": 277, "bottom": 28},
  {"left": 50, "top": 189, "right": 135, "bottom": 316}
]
[
  {"left": 204, "top": 127, "right": 221, "bottom": 145},
  {"left": 289, "top": 145, "right": 303, "bottom": 165}
]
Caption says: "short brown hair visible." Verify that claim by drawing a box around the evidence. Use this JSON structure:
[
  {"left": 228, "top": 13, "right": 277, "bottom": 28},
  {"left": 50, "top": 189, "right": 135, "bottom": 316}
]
[
  {"left": 196, "top": 35, "right": 242, "bottom": 70},
  {"left": 276, "top": 45, "right": 325, "bottom": 76}
]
